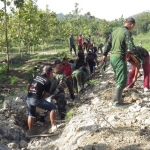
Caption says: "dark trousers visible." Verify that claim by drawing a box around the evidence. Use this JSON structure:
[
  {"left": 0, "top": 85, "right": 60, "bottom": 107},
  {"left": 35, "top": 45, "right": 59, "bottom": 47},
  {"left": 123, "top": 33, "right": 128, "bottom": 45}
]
[
  {"left": 70, "top": 44, "right": 76, "bottom": 55},
  {"left": 55, "top": 93, "right": 66, "bottom": 120},
  {"left": 66, "top": 77, "right": 75, "bottom": 99}
]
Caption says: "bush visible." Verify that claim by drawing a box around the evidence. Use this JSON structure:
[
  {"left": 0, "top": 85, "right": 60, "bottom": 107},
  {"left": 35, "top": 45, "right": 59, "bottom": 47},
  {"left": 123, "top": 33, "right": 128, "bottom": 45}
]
[
  {"left": 0, "top": 64, "right": 7, "bottom": 74},
  {"left": 9, "top": 76, "right": 18, "bottom": 85}
]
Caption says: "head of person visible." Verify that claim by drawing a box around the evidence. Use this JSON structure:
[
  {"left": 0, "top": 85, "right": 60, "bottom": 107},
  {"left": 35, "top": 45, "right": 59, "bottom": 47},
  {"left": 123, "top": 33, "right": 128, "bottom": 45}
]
[
  {"left": 54, "top": 59, "right": 62, "bottom": 72},
  {"left": 79, "top": 34, "right": 82, "bottom": 37},
  {"left": 82, "top": 62, "right": 88, "bottom": 72},
  {"left": 63, "top": 57, "right": 69, "bottom": 65},
  {"left": 124, "top": 17, "right": 135, "bottom": 30},
  {"left": 42, "top": 65, "right": 53, "bottom": 79},
  {"left": 70, "top": 33, "right": 73, "bottom": 37},
  {"left": 69, "top": 59, "right": 74, "bottom": 64},
  {"left": 92, "top": 42, "right": 96, "bottom": 47}
]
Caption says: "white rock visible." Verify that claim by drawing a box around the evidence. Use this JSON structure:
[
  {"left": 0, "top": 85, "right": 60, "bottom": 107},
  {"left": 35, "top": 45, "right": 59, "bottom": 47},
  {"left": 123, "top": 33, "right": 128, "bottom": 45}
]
[
  {"left": 7, "top": 143, "right": 17, "bottom": 149},
  {"left": 91, "top": 97, "right": 100, "bottom": 105},
  {"left": 140, "top": 125, "right": 147, "bottom": 130},
  {"left": 143, "top": 97, "right": 149, "bottom": 101},
  {"left": 125, "top": 120, "right": 132, "bottom": 127},
  {"left": 145, "top": 119, "right": 150, "bottom": 125},
  {"left": 140, "top": 107, "right": 150, "bottom": 114},
  {"left": 108, "top": 115, "right": 115, "bottom": 122}
]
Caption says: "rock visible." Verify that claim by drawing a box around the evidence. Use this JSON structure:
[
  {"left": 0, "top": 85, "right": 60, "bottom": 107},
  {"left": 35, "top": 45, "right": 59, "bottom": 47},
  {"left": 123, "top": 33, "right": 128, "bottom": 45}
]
[
  {"left": 131, "top": 92, "right": 140, "bottom": 100},
  {"left": 108, "top": 115, "right": 115, "bottom": 122},
  {"left": 7, "top": 142, "right": 17, "bottom": 149},
  {"left": 140, "top": 125, "right": 147, "bottom": 130},
  {"left": 136, "top": 100, "right": 143, "bottom": 105},
  {"left": 143, "top": 97, "right": 149, "bottom": 101},
  {"left": 125, "top": 120, "right": 132, "bottom": 127},
  {"left": 91, "top": 97, "right": 100, "bottom": 105},
  {"left": 0, "top": 145, "right": 11, "bottom": 150},
  {"left": 145, "top": 119, "right": 150, "bottom": 125},
  {"left": 140, "top": 107, "right": 150, "bottom": 114},
  {"left": 20, "top": 140, "right": 28, "bottom": 148}
]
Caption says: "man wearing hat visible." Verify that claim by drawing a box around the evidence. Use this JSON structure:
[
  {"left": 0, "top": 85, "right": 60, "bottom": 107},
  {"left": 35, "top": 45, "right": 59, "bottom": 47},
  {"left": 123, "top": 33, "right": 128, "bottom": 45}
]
[
  {"left": 27, "top": 65, "right": 57, "bottom": 132},
  {"left": 49, "top": 59, "right": 67, "bottom": 120}
]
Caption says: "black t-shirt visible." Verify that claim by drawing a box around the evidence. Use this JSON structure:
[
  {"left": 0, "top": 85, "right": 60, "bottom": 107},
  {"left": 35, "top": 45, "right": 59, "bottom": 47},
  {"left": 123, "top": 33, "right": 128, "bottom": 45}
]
[{"left": 28, "top": 75, "right": 51, "bottom": 99}]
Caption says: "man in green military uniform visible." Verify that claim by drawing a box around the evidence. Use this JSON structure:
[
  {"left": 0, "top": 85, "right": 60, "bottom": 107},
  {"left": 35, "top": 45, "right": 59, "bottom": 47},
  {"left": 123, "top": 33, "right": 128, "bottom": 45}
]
[
  {"left": 49, "top": 59, "right": 67, "bottom": 120},
  {"left": 72, "top": 63, "right": 90, "bottom": 94},
  {"left": 103, "top": 18, "right": 144, "bottom": 107}
]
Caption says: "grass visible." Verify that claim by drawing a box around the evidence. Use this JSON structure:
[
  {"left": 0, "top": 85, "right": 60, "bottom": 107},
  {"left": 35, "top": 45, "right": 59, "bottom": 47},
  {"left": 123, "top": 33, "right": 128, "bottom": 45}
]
[
  {"left": 86, "top": 79, "right": 100, "bottom": 86},
  {"left": 9, "top": 76, "right": 19, "bottom": 85},
  {"left": 66, "top": 110, "right": 73, "bottom": 119},
  {"left": 134, "top": 32, "right": 150, "bottom": 50}
]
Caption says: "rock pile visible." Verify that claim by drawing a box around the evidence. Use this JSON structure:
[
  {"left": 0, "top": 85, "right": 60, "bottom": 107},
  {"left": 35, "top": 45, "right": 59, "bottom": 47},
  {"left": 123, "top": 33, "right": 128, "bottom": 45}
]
[
  {"left": 1, "top": 61, "right": 150, "bottom": 150},
  {"left": 26, "top": 62, "right": 150, "bottom": 150},
  {"left": 0, "top": 92, "right": 27, "bottom": 149}
]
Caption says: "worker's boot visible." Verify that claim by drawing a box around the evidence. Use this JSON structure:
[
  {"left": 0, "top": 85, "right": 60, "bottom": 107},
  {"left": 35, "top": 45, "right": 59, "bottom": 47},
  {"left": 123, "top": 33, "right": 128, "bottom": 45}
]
[{"left": 113, "top": 87, "right": 123, "bottom": 106}]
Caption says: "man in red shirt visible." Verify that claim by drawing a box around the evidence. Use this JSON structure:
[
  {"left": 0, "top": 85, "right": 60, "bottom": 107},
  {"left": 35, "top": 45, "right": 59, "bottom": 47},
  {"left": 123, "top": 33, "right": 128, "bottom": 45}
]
[
  {"left": 77, "top": 34, "right": 83, "bottom": 50},
  {"left": 62, "top": 57, "right": 75, "bottom": 101}
]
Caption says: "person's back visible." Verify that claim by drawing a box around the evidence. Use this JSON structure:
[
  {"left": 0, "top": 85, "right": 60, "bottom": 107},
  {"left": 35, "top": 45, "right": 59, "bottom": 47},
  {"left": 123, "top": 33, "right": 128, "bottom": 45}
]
[
  {"left": 27, "top": 66, "right": 57, "bottom": 131},
  {"left": 110, "top": 27, "right": 128, "bottom": 58},
  {"left": 136, "top": 46, "right": 149, "bottom": 57},
  {"left": 28, "top": 74, "right": 50, "bottom": 99}
]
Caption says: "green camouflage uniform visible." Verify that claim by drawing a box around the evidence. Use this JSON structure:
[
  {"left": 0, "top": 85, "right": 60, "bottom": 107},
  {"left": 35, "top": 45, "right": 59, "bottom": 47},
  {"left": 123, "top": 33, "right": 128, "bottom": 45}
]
[
  {"left": 72, "top": 68, "right": 88, "bottom": 93},
  {"left": 103, "top": 26, "right": 143, "bottom": 89},
  {"left": 49, "top": 71, "right": 67, "bottom": 119}
]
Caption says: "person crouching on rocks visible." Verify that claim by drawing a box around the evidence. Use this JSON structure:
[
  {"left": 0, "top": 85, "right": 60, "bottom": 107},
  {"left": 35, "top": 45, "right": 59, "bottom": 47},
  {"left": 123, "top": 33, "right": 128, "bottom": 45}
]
[
  {"left": 126, "top": 46, "right": 149, "bottom": 93},
  {"left": 72, "top": 63, "right": 89, "bottom": 94},
  {"left": 49, "top": 59, "right": 67, "bottom": 120},
  {"left": 26, "top": 65, "right": 57, "bottom": 132}
]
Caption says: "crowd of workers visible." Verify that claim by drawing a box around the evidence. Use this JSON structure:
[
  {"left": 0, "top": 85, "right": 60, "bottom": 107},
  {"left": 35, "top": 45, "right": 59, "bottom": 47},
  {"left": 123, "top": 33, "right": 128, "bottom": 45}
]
[
  {"left": 26, "top": 17, "right": 150, "bottom": 134},
  {"left": 26, "top": 35, "right": 101, "bottom": 133}
]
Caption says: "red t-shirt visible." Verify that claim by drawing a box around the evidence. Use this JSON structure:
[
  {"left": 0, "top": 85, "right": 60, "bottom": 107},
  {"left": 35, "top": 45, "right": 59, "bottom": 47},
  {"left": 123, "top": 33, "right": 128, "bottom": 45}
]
[
  {"left": 62, "top": 64, "right": 72, "bottom": 77},
  {"left": 78, "top": 37, "right": 82, "bottom": 46}
]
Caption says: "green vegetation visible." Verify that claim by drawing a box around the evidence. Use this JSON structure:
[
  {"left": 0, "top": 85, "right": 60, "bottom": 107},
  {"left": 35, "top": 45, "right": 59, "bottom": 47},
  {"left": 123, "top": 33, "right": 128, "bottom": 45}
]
[
  {"left": 0, "top": 65, "right": 7, "bottom": 82},
  {"left": 66, "top": 110, "right": 73, "bottom": 119},
  {"left": 9, "top": 76, "right": 19, "bottom": 85},
  {"left": 86, "top": 79, "right": 100, "bottom": 86}
]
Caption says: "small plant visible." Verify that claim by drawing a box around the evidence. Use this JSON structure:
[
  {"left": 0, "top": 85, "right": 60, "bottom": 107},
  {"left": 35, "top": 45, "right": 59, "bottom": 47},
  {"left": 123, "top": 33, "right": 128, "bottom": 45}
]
[
  {"left": 66, "top": 110, "right": 73, "bottom": 119},
  {"left": 86, "top": 79, "right": 99, "bottom": 86},
  {"left": 0, "top": 64, "right": 7, "bottom": 74},
  {"left": 9, "top": 76, "right": 18, "bottom": 85}
]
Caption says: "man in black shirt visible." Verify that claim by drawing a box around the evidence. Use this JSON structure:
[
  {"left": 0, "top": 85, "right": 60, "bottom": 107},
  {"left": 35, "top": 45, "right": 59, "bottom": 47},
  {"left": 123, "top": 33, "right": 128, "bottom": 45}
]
[{"left": 27, "top": 65, "right": 57, "bottom": 132}]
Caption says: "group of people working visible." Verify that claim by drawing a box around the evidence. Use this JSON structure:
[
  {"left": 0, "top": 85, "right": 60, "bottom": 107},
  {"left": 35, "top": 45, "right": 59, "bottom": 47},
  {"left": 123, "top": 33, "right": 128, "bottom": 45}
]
[
  {"left": 26, "top": 17, "right": 149, "bottom": 133},
  {"left": 103, "top": 17, "right": 150, "bottom": 107},
  {"left": 26, "top": 48, "right": 98, "bottom": 132}
]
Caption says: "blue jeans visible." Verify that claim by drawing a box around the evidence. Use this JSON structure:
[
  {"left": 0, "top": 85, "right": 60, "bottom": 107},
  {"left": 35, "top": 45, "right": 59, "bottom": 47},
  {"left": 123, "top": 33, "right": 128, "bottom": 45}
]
[{"left": 27, "top": 97, "right": 56, "bottom": 117}]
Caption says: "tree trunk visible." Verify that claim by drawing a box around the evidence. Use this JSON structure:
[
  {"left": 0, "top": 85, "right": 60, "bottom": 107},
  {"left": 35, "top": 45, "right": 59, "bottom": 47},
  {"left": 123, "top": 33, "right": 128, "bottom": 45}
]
[{"left": 4, "top": 0, "right": 9, "bottom": 72}]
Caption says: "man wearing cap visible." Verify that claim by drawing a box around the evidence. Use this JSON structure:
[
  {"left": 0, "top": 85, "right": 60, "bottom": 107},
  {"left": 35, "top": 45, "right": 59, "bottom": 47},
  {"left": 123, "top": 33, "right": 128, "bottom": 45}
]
[
  {"left": 27, "top": 65, "right": 57, "bottom": 132},
  {"left": 49, "top": 59, "right": 67, "bottom": 120}
]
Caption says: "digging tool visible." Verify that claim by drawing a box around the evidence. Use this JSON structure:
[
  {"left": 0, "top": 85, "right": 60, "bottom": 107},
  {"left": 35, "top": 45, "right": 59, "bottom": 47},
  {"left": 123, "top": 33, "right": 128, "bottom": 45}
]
[{"left": 126, "top": 81, "right": 134, "bottom": 88}]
